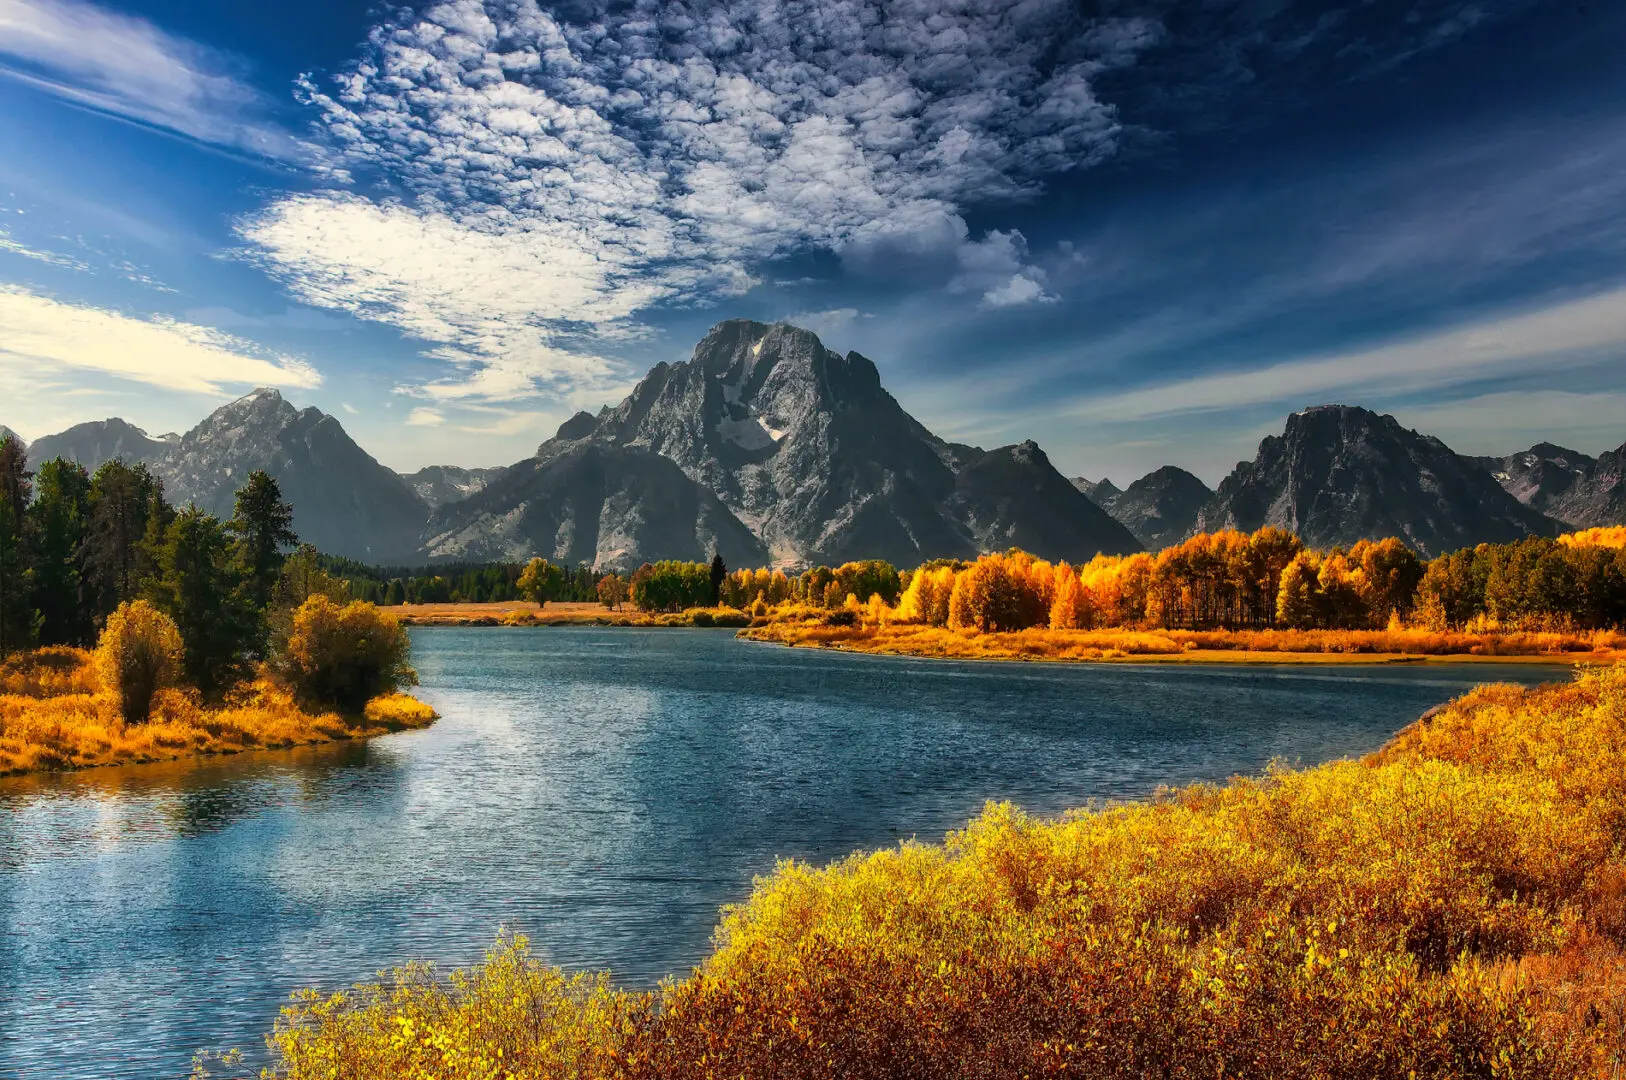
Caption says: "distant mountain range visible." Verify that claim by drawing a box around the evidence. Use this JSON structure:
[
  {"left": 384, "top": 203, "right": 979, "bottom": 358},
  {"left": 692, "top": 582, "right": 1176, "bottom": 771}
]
[{"left": 5, "top": 319, "right": 1622, "bottom": 566}]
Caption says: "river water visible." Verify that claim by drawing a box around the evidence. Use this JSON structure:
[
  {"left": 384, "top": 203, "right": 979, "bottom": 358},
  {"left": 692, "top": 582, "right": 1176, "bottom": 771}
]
[{"left": 0, "top": 627, "right": 1563, "bottom": 1078}]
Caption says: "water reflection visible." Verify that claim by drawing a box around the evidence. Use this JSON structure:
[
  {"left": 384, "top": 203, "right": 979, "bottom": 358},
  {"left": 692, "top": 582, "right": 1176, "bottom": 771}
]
[{"left": 0, "top": 629, "right": 1563, "bottom": 1080}]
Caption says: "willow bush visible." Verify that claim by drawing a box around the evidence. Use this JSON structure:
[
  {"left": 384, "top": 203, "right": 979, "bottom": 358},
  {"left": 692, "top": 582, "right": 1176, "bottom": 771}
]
[{"left": 264, "top": 666, "right": 1626, "bottom": 1080}]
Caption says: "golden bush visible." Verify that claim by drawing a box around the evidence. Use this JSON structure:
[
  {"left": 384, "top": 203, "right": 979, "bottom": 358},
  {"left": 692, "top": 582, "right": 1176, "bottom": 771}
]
[
  {"left": 283, "top": 597, "right": 417, "bottom": 713},
  {"left": 93, "top": 600, "right": 183, "bottom": 724}
]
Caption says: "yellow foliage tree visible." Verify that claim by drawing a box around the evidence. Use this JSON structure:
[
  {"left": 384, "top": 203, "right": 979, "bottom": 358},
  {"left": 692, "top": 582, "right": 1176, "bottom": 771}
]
[
  {"left": 282, "top": 597, "right": 417, "bottom": 713},
  {"left": 94, "top": 600, "right": 183, "bottom": 724}
]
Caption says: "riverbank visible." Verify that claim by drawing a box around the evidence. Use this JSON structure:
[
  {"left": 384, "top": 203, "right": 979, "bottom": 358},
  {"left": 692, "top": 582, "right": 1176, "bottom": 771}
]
[
  {"left": 393, "top": 600, "right": 751, "bottom": 627},
  {"left": 738, "top": 620, "right": 1626, "bottom": 665},
  {"left": 0, "top": 648, "right": 436, "bottom": 776},
  {"left": 258, "top": 663, "right": 1626, "bottom": 1079}
]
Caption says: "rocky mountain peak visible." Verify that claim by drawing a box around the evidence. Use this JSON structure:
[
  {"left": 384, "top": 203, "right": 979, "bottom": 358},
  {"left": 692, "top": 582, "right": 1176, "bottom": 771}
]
[
  {"left": 1476, "top": 440, "right": 1625, "bottom": 529},
  {"left": 1197, "top": 405, "right": 1558, "bottom": 556}
]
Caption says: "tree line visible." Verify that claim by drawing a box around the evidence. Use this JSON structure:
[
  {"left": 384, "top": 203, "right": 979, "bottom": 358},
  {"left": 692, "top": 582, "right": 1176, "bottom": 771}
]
[{"left": 0, "top": 434, "right": 412, "bottom": 716}]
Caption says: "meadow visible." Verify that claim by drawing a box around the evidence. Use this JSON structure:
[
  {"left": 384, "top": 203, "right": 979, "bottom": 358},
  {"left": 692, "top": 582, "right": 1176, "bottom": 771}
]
[
  {"left": 0, "top": 645, "right": 435, "bottom": 776},
  {"left": 256, "top": 663, "right": 1626, "bottom": 1080}
]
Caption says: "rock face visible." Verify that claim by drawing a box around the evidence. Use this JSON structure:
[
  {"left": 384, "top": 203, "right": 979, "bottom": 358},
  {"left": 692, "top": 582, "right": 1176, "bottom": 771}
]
[
  {"left": 156, "top": 390, "right": 430, "bottom": 564},
  {"left": 1097, "top": 466, "right": 1214, "bottom": 552},
  {"left": 401, "top": 465, "right": 507, "bottom": 510},
  {"left": 1474, "top": 442, "right": 1626, "bottom": 529},
  {"left": 423, "top": 440, "right": 768, "bottom": 569},
  {"left": 535, "top": 319, "right": 1140, "bottom": 567},
  {"left": 1194, "top": 405, "right": 1559, "bottom": 557},
  {"left": 1071, "top": 476, "right": 1121, "bottom": 503},
  {"left": 26, "top": 418, "right": 174, "bottom": 471}
]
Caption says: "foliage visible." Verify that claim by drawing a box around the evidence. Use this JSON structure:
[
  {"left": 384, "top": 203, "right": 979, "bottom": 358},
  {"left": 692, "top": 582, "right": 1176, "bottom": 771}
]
[
  {"left": 0, "top": 433, "right": 38, "bottom": 656},
  {"left": 262, "top": 666, "right": 1626, "bottom": 1080},
  {"left": 145, "top": 506, "right": 258, "bottom": 697},
  {"left": 0, "top": 660, "right": 435, "bottom": 777},
  {"left": 93, "top": 600, "right": 182, "bottom": 724},
  {"left": 29, "top": 457, "right": 93, "bottom": 646},
  {"left": 282, "top": 597, "right": 417, "bottom": 713},
  {"left": 229, "top": 469, "right": 298, "bottom": 617},
  {"left": 517, "top": 557, "right": 566, "bottom": 606},
  {"left": 84, "top": 459, "right": 165, "bottom": 618},
  {"left": 597, "top": 573, "right": 629, "bottom": 610},
  {"left": 630, "top": 561, "right": 714, "bottom": 612}
]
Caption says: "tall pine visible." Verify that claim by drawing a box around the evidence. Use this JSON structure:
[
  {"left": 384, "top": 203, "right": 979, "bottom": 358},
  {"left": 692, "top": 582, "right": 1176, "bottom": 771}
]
[
  {"left": 29, "top": 458, "right": 93, "bottom": 646},
  {"left": 0, "top": 435, "right": 38, "bottom": 656},
  {"left": 148, "top": 507, "right": 255, "bottom": 697},
  {"left": 85, "top": 460, "right": 166, "bottom": 622}
]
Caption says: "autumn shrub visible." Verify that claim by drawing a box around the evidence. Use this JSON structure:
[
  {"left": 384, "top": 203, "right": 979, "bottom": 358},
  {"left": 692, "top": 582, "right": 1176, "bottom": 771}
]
[
  {"left": 93, "top": 600, "right": 183, "bottom": 724},
  {"left": 262, "top": 667, "right": 1626, "bottom": 1080},
  {"left": 0, "top": 645, "right": 98, "bottom": 697},
  {"left": 281, "top": 597, "right": 417, "bottom": 713}
]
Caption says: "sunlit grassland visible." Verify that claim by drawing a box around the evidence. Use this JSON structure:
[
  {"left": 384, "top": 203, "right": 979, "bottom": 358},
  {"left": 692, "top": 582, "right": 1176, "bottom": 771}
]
[
  {"left": 0, "top": 647, "right": 436, "bottom": 776},
  {"left": 739, "top": 619, "right": 1626, "bottom": 664},
  {"left": 257, "top": 665, "right": 1626, "bottom": 1080}
]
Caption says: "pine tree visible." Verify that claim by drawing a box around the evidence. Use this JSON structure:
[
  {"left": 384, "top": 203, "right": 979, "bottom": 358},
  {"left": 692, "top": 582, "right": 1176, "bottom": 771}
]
[
  {"left": 85, "top": 460, "right": 166, "bottom": 622},
  {"left": 230, "top": 470, "right": 298, "bottom": 612},
  {"left": 708, "top": 551, "right": 726, "bottom": 606},
  {"left": 148, "top": 507, "right": 255, "bottom": 697},
  {"left": 0, "top": 435, "right": 39, "bottom": 656},
  {"left": 29, "top": 457, "right": 93, "bottom": 646}
]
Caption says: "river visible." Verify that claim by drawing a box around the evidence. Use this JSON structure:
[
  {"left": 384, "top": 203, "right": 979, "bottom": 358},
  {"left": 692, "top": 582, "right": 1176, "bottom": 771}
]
[{"left": 0, "top": 627, "right": 1563, "bottom": 1078}]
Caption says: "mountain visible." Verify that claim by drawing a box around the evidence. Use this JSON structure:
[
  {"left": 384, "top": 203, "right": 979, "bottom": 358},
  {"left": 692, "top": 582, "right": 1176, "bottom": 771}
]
[
  {"left": 530, "top": 319, "right": 1140, "bottom": 567},
  {"left": 1474, "top": 442, "right": 1626, "bottom": 529},
  {"left": 401, "top": 465, "right": 507, "bottom": 509},
  {"left": 1071, "top": 476, "right": 1121, "bottom": 503},
  {"left": 1097, "top": 466, "right": 1214, "bottom": 552},
  {"left": 26, "top": 418, "right": 174, "bottom": 471},
  {"left": 0, "top": 426, "right": 20, "bottom": 447},
  {"left": 156, "top": 389, "right": 429, "bottom": 563},
  {"left": 423, "top": 438, "right": 768, "bottom": 569},
  {"left": 1194, "top": 405, "right": 1559, "bottom": 557}
]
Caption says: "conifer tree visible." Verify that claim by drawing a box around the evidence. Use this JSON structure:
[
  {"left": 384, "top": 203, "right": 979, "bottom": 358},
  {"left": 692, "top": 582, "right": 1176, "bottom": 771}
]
[
  {"left": 708, "top": 551, "right": 726, "bottom": 606},
  {"left": 148, "top": 506, "right": 255, "bottom": 697},
  {"left": 29, "top": 457, "right": 93, "bottom": 646},
  {"left": 230, "top": 470, "right": 298, "bottom": 613},
  {"left": 85, "top": 460, "right": 166, "bottom": 621},
  {"left": 0, "top": 435, "right": 39, "bottom": 656}
]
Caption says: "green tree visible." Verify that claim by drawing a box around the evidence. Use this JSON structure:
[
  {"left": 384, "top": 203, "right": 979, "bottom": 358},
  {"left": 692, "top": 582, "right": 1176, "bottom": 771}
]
[
  {"left": 0, "top": 435, "right": 39, "bottom": 656},
  {"left": 383, "top": 579, "right": 406, "bottom": 606},
  {"left": 147, "top": 507, "right": 255, "bottom": 697},
  {"left": 85, "top": 460, "right": 166, "bottom": 622},
  {"left": 29, "top": 458, "right": 94, "bottom": 646},
  {"left": 709, "top": 551, "right": 726, "bottom": 606},
  {"left": 517, "top": 557, "right": 564, "bottom": 606},
  {"left": 230, "top": 470, "right": 298, "bottom": 612}
]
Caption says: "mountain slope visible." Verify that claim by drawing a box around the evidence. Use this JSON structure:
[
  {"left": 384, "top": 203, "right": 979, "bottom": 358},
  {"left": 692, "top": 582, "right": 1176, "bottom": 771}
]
[
  {"left": 542, "top": 319, "right": 1140, "bottom": 566},
  {"left": 1071, "top": 476, "right": 1122, "bottom": 503},
  {"left": 1475, "top": 442, "right": 1626, "bottom": 529},
  {"left": 1194, "top": 405, "right": 1559, "bottom": 557},
  {"left": 1100, "top": 466, "right": 1214, "bottom": 551},
  {"left": 0, "top": 426, "right": 19, "bottom": 447},
  {"left": 157, "top": 389, "right": 429, "bottom": 563},
  {"left": 27, "top": 418, "right": 173, "bottom": 471},
  {"left": 402, "top": 465, "right": 507, "bottom": 510},
  {"left": 423, "top": 440, "right": 767, "bottom": 569}
]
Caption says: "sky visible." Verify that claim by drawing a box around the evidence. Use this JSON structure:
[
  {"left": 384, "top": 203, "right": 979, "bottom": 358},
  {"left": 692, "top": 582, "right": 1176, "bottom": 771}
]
[{"left": 1, "top": 0, "right": 1624, "bottom": 485}]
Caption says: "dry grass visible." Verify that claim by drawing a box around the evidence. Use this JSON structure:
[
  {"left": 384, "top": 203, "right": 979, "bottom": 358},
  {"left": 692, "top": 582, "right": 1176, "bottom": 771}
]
[
  {"left": 393, "top": 601, "right": 752, "bottom": 628},
  {"left": 739, "top": 620, "right": 1626, "bottom": 665},
  {"left": 0, "top": 648, "right": 437, "bottom": 777},
  {"left": 255, "top": 665, "right": 1626, "bottom": 1080}
]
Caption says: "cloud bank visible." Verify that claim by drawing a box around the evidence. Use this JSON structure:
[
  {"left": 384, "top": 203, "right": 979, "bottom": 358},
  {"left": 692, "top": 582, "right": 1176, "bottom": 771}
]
[
  {"left": 0, "top": 0, "right": 313, "bottom": 161},
  {"left": 241, "top": 0, "right": 1160, "bottom": 399},
  {"left": 0, "top": 286, "right": 320, "bottom": 396}
]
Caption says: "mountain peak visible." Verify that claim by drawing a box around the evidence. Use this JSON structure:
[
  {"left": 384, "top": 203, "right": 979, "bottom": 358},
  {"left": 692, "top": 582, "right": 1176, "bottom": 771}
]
[{"left": 1199, "top": 407, "right": 1556, "bottom": 556}]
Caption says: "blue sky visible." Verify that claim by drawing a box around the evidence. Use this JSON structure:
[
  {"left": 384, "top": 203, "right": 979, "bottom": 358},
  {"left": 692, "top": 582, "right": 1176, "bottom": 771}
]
[{"left": 1, "top": 0, "right": 1624, "bottom": 484}]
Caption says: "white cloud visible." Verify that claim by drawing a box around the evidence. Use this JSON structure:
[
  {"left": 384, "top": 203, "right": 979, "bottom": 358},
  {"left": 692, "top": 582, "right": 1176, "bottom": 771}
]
[
  {"left": 0, "top": 286, "right": 321, "bottom": 395},
  {"left": 341, "top": 402, "right": 359, "bottom": 415},
  {"left": 1059, "top": 285, "right": 1626, "bottom": 423},
  {"left": 780, "top": 307, "right": 860, "bottom": 341},
  {"left": 0, "top": 0, "right": 314, "bottom": 161},
  {"left": 980, "top": 272, "right": 1054, "bottom": 309},
  {"left": 242, "top": 0, "right": 1156, "bottom": 399},
  {"left": 405, "top": 408, "right": 445, "bottom": 427},
  {"left": 0, "top": 226, "right": 89, "bottom": 271}
]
